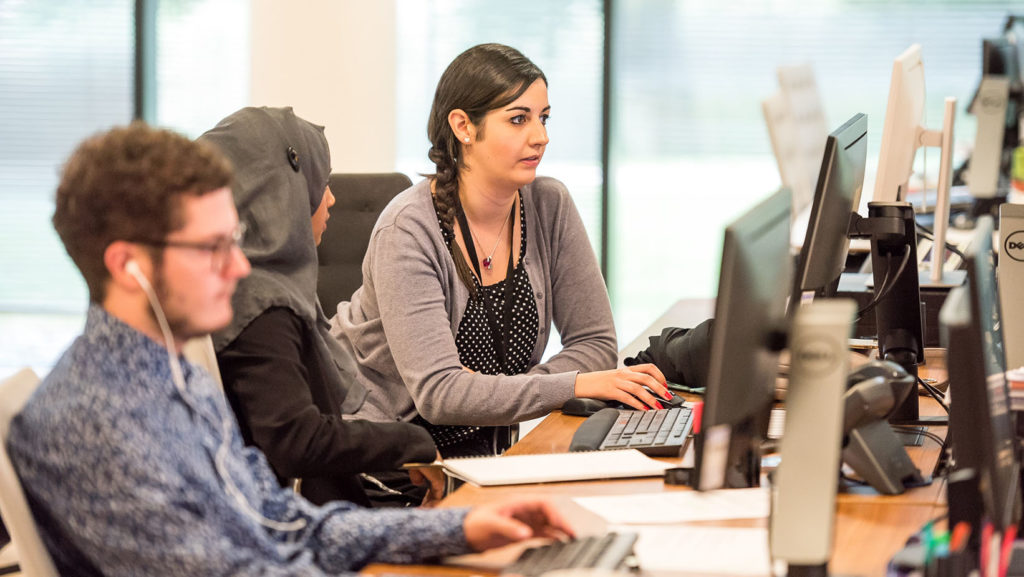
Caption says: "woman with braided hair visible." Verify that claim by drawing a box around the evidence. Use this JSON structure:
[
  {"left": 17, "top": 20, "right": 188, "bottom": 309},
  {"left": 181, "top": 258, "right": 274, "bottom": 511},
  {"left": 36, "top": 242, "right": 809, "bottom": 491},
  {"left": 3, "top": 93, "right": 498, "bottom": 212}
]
[{"left": 331, "top": 43, "right": 671, "bottom": 457}]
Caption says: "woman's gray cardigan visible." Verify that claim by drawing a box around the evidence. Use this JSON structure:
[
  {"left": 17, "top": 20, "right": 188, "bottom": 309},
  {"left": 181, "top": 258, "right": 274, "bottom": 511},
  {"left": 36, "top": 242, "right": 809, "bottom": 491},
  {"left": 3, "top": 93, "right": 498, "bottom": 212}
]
[{"left": 329, "top": 176, "right": 617, "bottom": 426}]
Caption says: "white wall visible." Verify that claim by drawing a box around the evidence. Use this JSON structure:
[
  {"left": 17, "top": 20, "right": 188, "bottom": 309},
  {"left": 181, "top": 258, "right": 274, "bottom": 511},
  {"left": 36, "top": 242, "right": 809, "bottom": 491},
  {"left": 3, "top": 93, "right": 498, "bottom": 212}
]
[{"left": 250, "top": 0, "right": 396, "bottom": 172}]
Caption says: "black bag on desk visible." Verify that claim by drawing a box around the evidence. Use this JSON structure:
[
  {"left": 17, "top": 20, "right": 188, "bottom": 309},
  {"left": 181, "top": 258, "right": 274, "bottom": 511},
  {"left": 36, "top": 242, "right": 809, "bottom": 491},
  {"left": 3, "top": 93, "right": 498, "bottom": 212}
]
[{"left": 623, "top": 318, "right": 714, "bottom": 390}]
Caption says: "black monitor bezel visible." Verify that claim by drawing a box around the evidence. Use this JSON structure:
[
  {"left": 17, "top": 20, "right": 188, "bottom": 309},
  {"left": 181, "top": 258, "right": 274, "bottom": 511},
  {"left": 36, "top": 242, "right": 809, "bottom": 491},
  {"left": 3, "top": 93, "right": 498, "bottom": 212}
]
[
  {"left": 790, "top": 113, "right": 868, "bottom": 309},
  {"left": 944, "top": 216, "right": 1020, "bottom": 531},
  {"left": 696, "top": 187, "right": 792, "bottom": 490}
]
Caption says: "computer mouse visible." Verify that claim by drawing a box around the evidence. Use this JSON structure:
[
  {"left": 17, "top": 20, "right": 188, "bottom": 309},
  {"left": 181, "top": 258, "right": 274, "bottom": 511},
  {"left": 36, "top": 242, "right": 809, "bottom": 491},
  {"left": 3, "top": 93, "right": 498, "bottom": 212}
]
[
  {"left": 562, "top": 389, "right": 683, "bottom": 416},
  {"left": 663, "top": 391, "right": 686, "bottom": 408},
  {"left": 641, "top": 386, "right": 686, "bottom": 408}
]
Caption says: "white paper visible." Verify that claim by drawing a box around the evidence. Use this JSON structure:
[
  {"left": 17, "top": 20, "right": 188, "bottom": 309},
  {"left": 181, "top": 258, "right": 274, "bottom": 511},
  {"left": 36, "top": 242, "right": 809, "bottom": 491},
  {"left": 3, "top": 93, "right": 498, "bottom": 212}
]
[
  {"left": 573, "top": 487, "right": 769, "bottom": 524},
  {"left": 442, "top": 449, "right": 673, "bottom": 486},
  {"left": 615, "top": 524, "right": 771, "bottom": 576}
]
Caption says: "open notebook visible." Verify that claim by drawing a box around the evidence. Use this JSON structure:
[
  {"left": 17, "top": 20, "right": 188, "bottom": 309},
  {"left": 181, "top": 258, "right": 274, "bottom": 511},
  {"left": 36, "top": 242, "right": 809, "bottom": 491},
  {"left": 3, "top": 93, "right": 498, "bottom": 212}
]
[{"left": 442, "top": 449, "right": 673, "bottom": 486}]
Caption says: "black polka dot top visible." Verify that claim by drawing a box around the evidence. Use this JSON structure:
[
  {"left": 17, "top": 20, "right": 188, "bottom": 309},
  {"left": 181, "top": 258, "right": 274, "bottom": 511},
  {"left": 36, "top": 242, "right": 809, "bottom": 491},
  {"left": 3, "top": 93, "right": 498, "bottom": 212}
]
[
  {"left": 415, "top": 193, "right": 544, "bottom": 457},
  {"left": 446, "top": 194, "right": 539, "bottom": 375},
  {"left": 419, "top": 194, "right": 540, "bottom": 455}
]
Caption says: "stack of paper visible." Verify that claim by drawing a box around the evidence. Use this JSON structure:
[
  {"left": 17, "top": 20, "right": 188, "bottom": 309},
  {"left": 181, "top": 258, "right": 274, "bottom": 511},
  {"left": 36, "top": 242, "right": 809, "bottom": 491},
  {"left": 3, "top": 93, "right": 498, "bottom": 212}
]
[{"left": 442, "top": 449, "right": 673, "bottom": 486}]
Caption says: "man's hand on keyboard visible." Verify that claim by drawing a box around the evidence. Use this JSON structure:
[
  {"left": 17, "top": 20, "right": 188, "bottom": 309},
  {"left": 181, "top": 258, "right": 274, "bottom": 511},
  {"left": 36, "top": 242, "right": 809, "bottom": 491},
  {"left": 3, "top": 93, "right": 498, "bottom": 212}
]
[
  {"left": 573, "top": 363, "right": 672, "bottom": 411},
  {"left": 464, "top": 498, "right": 575, "bottom": 551}
]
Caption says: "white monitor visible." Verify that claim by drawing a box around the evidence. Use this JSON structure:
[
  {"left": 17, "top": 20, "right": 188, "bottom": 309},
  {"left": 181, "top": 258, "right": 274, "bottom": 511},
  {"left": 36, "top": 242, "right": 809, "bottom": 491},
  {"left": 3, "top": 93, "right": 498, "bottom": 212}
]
[
  {"left": 777, "top": 64, "right": 829, "bottom": 214},
  {"left": 874, "top": 45, "right": 927, "bottom": 203},
  {"left": 872, "top": 44, "right": 958, "bottom": 285},
  {"left": 763, "top": 64, "right": 829, "bottom": 244},
  {"left": 762, "top": 91, "right": 806, "bottom": 208}
]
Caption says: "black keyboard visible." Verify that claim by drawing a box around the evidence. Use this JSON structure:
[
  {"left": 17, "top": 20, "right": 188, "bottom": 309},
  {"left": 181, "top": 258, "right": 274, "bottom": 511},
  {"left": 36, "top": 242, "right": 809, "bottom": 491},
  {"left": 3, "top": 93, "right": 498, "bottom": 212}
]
[
  {"left": 569, "top": 406, "right": 693, "bottom": 456},
  {"left": 502, "top": 532, "right": 639, "bottom": 577}
]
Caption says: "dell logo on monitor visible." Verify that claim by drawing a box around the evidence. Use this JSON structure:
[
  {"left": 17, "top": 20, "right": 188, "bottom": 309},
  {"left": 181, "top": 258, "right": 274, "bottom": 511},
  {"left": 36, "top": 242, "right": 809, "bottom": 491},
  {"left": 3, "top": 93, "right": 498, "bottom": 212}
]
[
  {"left": 792, "top": 337, "right": 839, "bottom": 377},
  {"left": 1005, "top": 231, "right": 1024, "bottom": 262},
  {"left": 980, "top": 94, "right": 1007, "bottom": 111}
]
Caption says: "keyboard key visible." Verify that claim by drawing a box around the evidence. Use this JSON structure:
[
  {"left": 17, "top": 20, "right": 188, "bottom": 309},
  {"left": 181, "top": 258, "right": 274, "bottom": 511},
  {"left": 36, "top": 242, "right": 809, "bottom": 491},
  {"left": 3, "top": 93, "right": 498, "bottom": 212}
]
[
  {"left": 623, "top": 413, "right": 642, "bottom": 435},
  {"left": 635, "top": 411, "right": 656, "bottom": 434}
]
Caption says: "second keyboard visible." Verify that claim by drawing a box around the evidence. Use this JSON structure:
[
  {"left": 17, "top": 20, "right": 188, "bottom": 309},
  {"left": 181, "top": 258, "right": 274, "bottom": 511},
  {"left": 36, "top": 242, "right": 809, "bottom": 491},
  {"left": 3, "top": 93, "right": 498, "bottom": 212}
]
[{"left": 569, "top": 406, "right": 694, "bottom": 457}]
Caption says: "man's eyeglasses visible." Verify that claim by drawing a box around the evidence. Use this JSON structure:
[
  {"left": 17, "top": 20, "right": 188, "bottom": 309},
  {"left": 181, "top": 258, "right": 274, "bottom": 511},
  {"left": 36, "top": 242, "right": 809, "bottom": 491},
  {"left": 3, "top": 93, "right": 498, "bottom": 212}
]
[{"left": 133, "top": 224, "right": 246, "bottom": 273}]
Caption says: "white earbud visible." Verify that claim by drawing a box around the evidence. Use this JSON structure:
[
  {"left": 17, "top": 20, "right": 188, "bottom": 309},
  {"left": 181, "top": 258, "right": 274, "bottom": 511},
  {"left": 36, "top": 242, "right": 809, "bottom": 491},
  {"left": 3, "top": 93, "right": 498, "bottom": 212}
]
[{"left": 125, "top": 259, "right": 148, "bottom": 288}]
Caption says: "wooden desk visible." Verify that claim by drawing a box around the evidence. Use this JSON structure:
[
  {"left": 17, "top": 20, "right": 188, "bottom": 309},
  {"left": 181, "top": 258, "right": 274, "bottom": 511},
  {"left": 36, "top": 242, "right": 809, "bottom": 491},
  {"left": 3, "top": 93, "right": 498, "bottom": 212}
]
[
  {"left": 366, "top": 299, "right": 948, "bottom": 577},
  {"left": 367, "top": 402, "right": 946, "bottom": 577},
  {"left": 616, "top": 298, "right": 949, "bottom": 506}
]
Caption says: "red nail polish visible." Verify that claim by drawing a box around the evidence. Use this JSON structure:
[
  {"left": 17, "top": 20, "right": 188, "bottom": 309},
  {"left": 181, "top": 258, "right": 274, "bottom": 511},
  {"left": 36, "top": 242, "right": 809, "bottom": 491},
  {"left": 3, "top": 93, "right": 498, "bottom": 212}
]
[
  {"left": 656, "top": 401, "right": 664, "bottom": 410},
  {"left": 663, "top": 391, "right": 673, "bottom": 400}
]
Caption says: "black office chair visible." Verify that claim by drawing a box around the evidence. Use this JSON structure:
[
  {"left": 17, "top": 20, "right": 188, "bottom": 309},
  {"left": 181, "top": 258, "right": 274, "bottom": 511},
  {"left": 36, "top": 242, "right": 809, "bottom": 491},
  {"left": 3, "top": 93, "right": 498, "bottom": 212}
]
[{"left": 316, "top": 172, "right": 412, "bottom": 314}]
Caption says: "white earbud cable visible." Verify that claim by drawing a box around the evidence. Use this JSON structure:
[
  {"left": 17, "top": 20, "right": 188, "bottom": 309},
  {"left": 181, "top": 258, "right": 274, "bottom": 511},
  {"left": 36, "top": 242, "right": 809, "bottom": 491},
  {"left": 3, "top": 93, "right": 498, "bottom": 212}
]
[{"left": 128, "top": 262, "right": 306, "bottom": 532}]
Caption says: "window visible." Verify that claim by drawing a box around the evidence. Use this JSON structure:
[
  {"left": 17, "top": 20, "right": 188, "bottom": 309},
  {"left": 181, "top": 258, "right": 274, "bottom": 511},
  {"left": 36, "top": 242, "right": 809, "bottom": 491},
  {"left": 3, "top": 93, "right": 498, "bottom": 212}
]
[
  {"left": 0, "top": 0, "right": 133, "bottom": 374},
  {"left": 608, "top": 1, "right": 1018, "bottom": 339},
  {"left": 151, "top": 0, "right": 249, "bottom": 137},
  {"left": 0, "top": 0, "right": 248, "bottom": 376}
]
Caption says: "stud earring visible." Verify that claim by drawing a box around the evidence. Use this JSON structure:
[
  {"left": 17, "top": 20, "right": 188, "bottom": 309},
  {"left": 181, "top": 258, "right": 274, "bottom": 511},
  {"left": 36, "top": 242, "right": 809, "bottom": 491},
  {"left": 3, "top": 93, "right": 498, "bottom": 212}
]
[{"left": 464, "top": 137, "right": 470, "bottom": 143}]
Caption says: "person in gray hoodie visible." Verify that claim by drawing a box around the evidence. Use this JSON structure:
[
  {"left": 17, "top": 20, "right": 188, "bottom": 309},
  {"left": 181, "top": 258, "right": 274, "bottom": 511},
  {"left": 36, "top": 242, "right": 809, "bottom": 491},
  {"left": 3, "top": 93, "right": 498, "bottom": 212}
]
[
  {"left": 203, "top": 107, "right": 442, "bottom": 506},
  {"left": 331, "top": 44, "right": 672, "bottom": 457}
]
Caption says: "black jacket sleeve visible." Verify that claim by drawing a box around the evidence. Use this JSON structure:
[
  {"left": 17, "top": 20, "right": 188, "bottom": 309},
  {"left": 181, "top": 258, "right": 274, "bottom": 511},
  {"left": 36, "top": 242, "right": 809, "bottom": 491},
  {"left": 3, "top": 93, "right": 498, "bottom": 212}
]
[{"left": 216, "top": 307, "right": 437, "bottom": 481}]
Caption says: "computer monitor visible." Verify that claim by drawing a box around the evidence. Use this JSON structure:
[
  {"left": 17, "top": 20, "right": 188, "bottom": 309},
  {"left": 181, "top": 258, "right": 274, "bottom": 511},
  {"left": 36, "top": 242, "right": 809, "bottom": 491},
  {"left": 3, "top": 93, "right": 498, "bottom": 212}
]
[
  {"left": 967, "top": 18, "right": 1024, "bottom": 204},
  {"left": 874, "top": 45, "right": 927, "bottom": 204},
  {"left": 790, "top": 113, "right": 867, "bottom": 308},
  {"left": 1008, "top": 15, "right": 1024, "bottom": 94},
  {"left": 695, "top": 188, "right": 792, "bottom": 491},
  {"left": 983, "top": 36, "right": 1023, "bottom": 103},
  {"left": 763, "top": 90, "right": 814, "bottom": 233},
  {"left": 941, "top": 216, "right": 1020, "bottom": 535},
  {"left": 763, "top": 63, "right": 829, "bottom": 236},
  {"left": 872, "top": 44, "right": 957, "bottom": 286}
]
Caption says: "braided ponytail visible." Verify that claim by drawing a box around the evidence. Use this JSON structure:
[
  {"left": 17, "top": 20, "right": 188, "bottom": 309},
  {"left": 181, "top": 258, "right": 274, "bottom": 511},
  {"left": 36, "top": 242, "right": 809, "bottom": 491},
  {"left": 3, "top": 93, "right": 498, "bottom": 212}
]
[
  {"left": 426, "top": 43, "right": 546, "bottom": 298},
  {"left": 429, "top": 140, "right": 478, "bottom": 299}
]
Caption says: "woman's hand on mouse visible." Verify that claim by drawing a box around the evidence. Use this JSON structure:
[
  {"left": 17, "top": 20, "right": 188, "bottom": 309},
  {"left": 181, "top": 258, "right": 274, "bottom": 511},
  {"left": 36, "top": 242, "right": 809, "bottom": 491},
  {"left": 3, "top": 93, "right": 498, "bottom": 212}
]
[{"left": 573, "top": 364, "right": 672, "bottom": 411}]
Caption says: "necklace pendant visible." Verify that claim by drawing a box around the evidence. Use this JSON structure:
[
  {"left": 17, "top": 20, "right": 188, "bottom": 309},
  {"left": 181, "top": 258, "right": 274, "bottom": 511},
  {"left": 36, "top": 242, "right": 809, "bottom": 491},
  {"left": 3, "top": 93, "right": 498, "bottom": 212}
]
[{"left": 482, "top": 256, "right": 493, "bottom": 270}]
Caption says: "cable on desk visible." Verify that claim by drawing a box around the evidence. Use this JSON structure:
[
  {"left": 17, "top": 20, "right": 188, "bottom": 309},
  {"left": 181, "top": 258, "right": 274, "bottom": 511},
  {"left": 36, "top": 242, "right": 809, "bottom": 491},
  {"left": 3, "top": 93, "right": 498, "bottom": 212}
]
[
  {"left": 917, "top": 376, "right": 950, "bottom": 414},
  {"left": 893, "top": 425, "right": 947, "bottom": 448},
  {"left": 840, "top": 472, "right": 871, "bottom": 487},
  {"left": 915, "top": 222, "right": 967, "bottom": 262},
  {"left": 667, "top": 382, "right": 706, "bottom": 395},
  {"left": 856, "top": 251, "right": 911, "bottom": 321},
  {"left": 928, "top": 510, "right": 949, "bottom": 526}
]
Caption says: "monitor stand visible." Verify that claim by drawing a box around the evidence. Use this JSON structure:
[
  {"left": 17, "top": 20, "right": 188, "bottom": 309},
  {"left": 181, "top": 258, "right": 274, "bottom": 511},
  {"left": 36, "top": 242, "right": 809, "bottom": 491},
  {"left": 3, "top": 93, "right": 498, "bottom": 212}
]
[
  {"left": 843, "top": 420, "right": 930, "bottom": 495},
  {"left": 916, "top": 268, "right": 966, "bottom": 290},
  {"left": 999, "top": 203, "right": 1024, "bottom": 369},
  {"left": 841, "top": 371, "right": 931, "bottom": 495},
  {"left": 771, "top": 300, "right": 854, "bottom": 574},
  {"left": 850, "top": 204, "right": 949, "bottom": 438}
]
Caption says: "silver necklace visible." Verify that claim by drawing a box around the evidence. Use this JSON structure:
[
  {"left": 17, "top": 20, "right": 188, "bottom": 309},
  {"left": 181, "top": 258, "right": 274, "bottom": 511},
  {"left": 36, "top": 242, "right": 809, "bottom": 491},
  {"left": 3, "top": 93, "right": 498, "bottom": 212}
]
[{"left": 467, "top": 204, "right": 512, "bottom": 270}]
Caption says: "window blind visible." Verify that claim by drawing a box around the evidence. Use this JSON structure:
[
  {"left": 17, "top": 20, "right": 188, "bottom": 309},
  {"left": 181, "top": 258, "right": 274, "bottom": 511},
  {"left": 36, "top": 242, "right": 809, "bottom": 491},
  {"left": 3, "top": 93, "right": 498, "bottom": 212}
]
[{"left": 0, "top": 0, "right": 133, "bottom": 313}]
